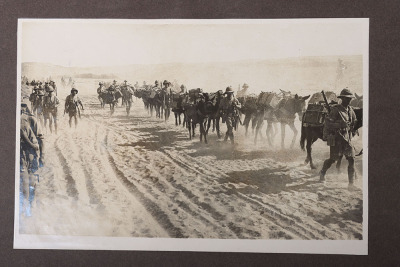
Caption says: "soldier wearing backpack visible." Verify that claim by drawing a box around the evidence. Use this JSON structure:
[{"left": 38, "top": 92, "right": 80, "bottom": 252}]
[
  {"left": 319, "top": 88, "right": 358, "bottom": 188},
  {"left": 65, "top": 88, "right": 84, "bottom": 128}
]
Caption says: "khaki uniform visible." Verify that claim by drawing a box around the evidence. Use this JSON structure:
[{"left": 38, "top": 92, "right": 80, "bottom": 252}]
[
  {"left": 44, "top": 95, "right": 60, "bottom": 119},
  {"left": 321, "top": 104, "right": 357, "bottom": 183},
  {"left": 219, "top": 96, "right": 241, "bottom": 143},
  {"left": 65, "top": 94, "right": 83, "bottom": 117}
]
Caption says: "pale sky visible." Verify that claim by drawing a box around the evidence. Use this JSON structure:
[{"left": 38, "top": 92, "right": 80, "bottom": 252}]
[{"left": 20, "top": 19, "right": 368, "bottom": 67}]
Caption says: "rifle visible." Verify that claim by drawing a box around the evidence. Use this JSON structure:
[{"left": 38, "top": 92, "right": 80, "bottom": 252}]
[{"left": 321, "top": 90, "right": 331, "bottom": 113}]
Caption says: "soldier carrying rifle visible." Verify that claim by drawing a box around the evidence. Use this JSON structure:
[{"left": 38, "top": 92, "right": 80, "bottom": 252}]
[
  {"left": 320, "top": 88, "right": 358, "bottom": 188},
  {"left": 218, "top": 86, "right": 241, "bottom": 144}
]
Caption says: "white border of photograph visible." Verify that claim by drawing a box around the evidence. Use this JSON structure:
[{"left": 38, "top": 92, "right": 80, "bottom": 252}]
[{"left": 14, "top": 18, "right": 369, "bottom": 255}]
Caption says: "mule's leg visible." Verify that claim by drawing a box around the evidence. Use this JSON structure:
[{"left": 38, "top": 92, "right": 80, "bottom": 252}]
[
  {"left": 305, "top": 136, "right": 313, "bottom": 168},
  {"left": 216, "top": 117, "right": 221, "bottom": 138},
  {"left": 272, "top": 122, "right": 278, "bottom": 138},
  {"left": 187, "top": 119, "right": 192, "bottom": 140},
  {"left": 251, "top": 116, "right": 257, "bottom": 135},
  {"left": 192, "top": 122, "right": 196, "bottom": 137},
  {"left": 175, "top": 112, "right": 178, "bottom": 126},
  {"left": 308, "top": 137, "right": 319, "bottom": 169},
  {"left": 243, "top": 114, "right": 250, "bottom": 136},
  {"left": 336, "top": 155, "right": 343, "bottom": 173},
  {"left": 289, "top": 122, "right": 298, "bottom": 149},
  {"left": 266, "top": 121, "right": 273, "bottom": 146},
  {"left": 201, "top": 121, "right": 208, "bottom": 144},
  {"left": 254, "top": 118, "right": 263, "bottom": 144},
  {"left": 280, "top": 123, "right": 286, "bottom": 149}
]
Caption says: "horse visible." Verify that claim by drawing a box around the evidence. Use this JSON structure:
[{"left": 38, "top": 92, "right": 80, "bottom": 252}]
[
  {"left": 274, "top": 93, "right": 310, "bottom": 149},
  {"left": 300, "top": 105, "right": 363, "bottom": 169}
]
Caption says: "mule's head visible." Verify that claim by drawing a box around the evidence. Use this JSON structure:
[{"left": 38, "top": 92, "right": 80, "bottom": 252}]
[{"left": 294, "top": 94, "right": 310, "bottom": 120}]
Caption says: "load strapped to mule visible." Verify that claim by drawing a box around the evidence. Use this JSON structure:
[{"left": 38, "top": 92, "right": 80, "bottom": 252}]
[
  {"left": 188, "top": 88, "right": 203, "bottom": 102},
  {"left": 242, "top": 94, "right": 258, "bottom": 112},
  {"left": 302, "top": 91, "right": 338, "bottom": 127},
  {"left": 171, "top": 92, "right": 184, "bottom": 110},
  {"left": 302, "top": 103, "right": 329, "bottom": 127},
  {"left": 256, "top": 92, "right": 280, "bottom": 109}
]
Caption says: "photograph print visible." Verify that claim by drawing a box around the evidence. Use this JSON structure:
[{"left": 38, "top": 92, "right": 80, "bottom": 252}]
[{"left": 15, "top": 19, "right": 368, "bottom": 254}]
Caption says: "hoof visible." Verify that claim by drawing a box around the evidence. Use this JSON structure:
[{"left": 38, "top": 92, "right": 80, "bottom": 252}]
[{"left": 310, "top": 164, "right": 317, "bottom": 170}]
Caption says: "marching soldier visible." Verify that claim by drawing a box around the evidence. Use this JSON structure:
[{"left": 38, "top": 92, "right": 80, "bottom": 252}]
[
  {"left": 65, "top": 88, "right": 84, "bottom": 128},
  {"left": 107, "top": 80, "right": 118, "bottom": 102},
  {"left": 153, "top": 80, "right": 160, "bottom": 89},
  {"left": 180, "top": 84, "right": 186, "bottom": 94},
  {"left": 320, "top": 88, "right": 358, "bottom": 188},
  {"left": 218, "top": 86, "right": 241, "bottom": 144},
  {"left": 33, "top": 90, "right": 45, "bottom": 128},
  {"left": 162, "top": 80, "right": 172, "bottom": 120},
  {"left": 43, "top": 87, "right": 60, "bottom": 134},
  {"left": 20, "top": 101, "right": 44, "bottom": 216}
]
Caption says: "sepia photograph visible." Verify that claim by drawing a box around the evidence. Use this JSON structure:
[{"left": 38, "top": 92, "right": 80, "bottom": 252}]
[{"left": 15, "top": 19, "right": 368, "bottom": 254}]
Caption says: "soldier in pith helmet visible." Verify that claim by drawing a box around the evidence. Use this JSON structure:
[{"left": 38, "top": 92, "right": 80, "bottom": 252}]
[
  {"left": 320, "top": 88, "right": 358, "bottom": 188},
  {"left": 217, "top": 86, "right": 241, "bottom": 144},
  {"left": 65, "top": 88, "right": 84, "bottom": 128}
]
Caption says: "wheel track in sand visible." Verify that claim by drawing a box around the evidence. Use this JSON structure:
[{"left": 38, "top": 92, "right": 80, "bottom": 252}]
[
  {"left": 93, "top": 121, "right": 236, "bottom": 237},
  {"left": 166, "top": 150, "right": 323, "bottom": 239},
  {"left": 54, "top": 136, "right": 79, "bottom": 201},
  {"left": 91, "top": 113, "right": 311, "bottom": 239},
  {"left": 103, "top": 131, "right": 187, "bottom": 238},
  {"left": 108, "top": 128, "right": 248, "bottom": 238}
]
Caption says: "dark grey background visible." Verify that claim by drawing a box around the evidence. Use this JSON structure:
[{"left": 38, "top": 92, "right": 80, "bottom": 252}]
[{"left": 1, "top": 0, "right": 399, "bottom": 266}]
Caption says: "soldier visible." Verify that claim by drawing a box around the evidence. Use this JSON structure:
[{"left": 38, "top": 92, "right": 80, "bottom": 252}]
[
  {"left": 33, "top": 90, "right": 45, "bottom": 127},
  {"left": 218, "top": 86, "right": 241, "bottom": 144},
  {"left": 319, "top": 88, "right": 358, "bottom": 188},
  {"left": 162, "top": 80, "right": 172, "bottom": 120},
  {"left": 106, "top": 80, "right": 118, "bottom": 102},
  {"left": 43, "top": 87, "right": 60, "bottom": 134},
  {"left": 180, "top": 84, "right": 186, "bottom": 94},
  {"left": 153, "top": 80, "right": 160, "bottom": 89},
  {"left": 20, "top": 101, "right": 44, "bottom": 216},
  {"left": 237, "top": 83, "right": 249, "bottom": 98},
  {"left": 65, "top": 88, "right": 84, "bottom": 128},
  {"left": 29, "top": 86, "right": 39, "bottom": 111}
]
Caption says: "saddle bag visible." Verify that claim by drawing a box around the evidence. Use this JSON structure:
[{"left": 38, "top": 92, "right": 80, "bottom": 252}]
[
  {"left": 303, "top": 104, "right": 328, "bottom": 126},
  {"left": 244, "top": 96, "right": 258, "bottom": 111},
  {"left": 257, "top": 92, "right": 280, "bottom": 108}
]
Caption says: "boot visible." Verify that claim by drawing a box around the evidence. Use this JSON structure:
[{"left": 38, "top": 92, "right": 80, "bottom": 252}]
[
  {"left": 224, "top": 133, "right": 229, "bottom": 142},
  {"left": 230, "top": 133, "right": 234, "bottom": 145}
]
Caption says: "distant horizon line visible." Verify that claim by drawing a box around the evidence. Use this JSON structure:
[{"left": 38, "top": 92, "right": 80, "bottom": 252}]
[{"left": 22, "top": 54, "right": 363, "bottom": 69}]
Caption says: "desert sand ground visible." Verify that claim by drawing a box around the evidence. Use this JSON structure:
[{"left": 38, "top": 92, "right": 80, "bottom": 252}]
[{"left": 18, "top": 93, "right": 363, "bottom": 240}]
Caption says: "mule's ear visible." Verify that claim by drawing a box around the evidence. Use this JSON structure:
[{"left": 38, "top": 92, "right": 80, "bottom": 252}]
[
  {"left": 295, "top": 94, "right": 299, "bottom": 99},
  {"left": 355, "top": 93, "right": 360, "bottom": 99},
  {"left": 303, "top": 95, "right": 310, "bottom": 100}
]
